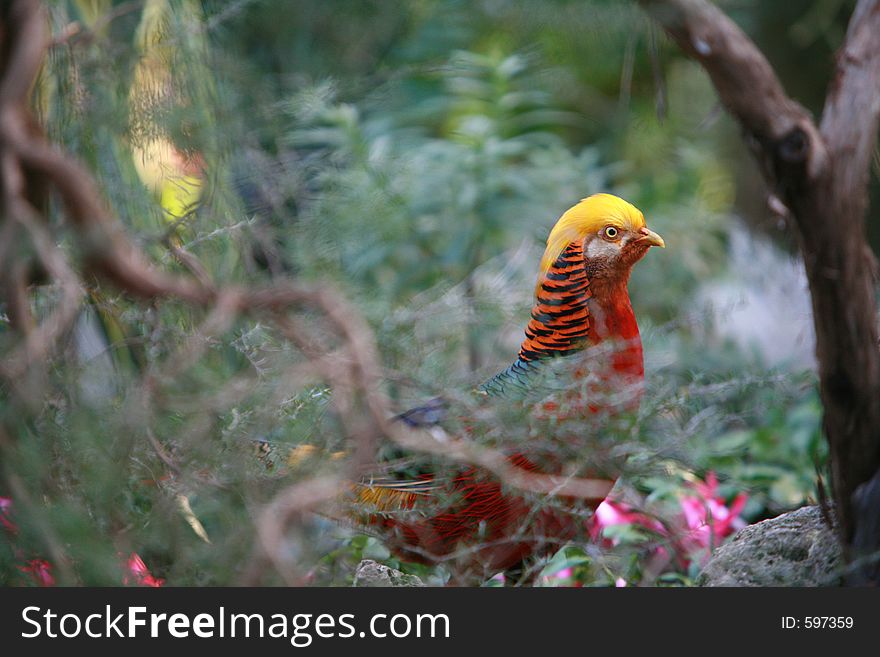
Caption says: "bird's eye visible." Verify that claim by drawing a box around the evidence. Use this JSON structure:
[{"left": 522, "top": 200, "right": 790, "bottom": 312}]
[{"left": 602, "top": 225, "right": 620, "bottom": 240}]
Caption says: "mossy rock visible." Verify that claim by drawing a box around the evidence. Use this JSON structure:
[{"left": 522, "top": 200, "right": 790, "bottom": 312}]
[{"left": 698, "top": 505, "right": 842, "bottom": 586}]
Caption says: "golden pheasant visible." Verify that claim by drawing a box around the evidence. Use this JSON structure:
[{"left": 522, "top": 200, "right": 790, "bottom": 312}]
[{"left": 354, "top": 193, "right": 664, "bottom": 578}]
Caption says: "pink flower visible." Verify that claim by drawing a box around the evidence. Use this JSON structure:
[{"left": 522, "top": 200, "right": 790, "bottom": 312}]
[
  {"left": 590, "top": 499, "right": 665, "bottom": 543},
  {"left": 123, "top": 553, "right": 165, "bottom": 587},
  {"left": 3, "top": 497, "right": 166, "bottom": 586},
  {"left": 549, "top": 566, "right": 574, "bottom": 581},
  {"left": 0, "top": 496, "right": 18, "bottom": 534},
  {"left": 678, "top": 472, "right": 747, "bottom": 562},
  {"left": 3, "top": 497, "right": 55, "bottom": 585},
  {"left": 18, "top": 559, "right": 55, "bottom": 586},
  {"left": 588, "top": 473, "right": 749, "bottom": 578},
  {"left": 541, "top": 566, "right": 585, "bottom": 587}
]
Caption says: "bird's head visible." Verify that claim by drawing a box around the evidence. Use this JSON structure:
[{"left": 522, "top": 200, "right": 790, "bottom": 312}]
[{"left": 537, "top": 193, "right": 664, "bottom": 291}]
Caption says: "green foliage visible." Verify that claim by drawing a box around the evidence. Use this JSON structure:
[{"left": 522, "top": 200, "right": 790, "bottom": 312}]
[
  {"left": 706, "top": 389, "right": 826, "bottom": 513},
  {"left": 0, "top": 0, "right": 833, "bottom": 587}
]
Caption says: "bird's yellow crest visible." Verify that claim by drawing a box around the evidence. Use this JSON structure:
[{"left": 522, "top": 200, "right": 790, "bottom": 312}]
[{"left": 537, "top": 193, "right": 646, "bottom": 288}]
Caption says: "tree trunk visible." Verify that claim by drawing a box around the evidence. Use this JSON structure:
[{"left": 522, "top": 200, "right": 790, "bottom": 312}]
[{"left": 640, "top": 0, "right": 880, "bottom": 583}]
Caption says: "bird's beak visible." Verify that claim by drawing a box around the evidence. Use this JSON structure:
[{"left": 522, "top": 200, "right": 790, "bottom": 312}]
[{"left": 638, "top": 227, "right": 665, "bottom": 248}]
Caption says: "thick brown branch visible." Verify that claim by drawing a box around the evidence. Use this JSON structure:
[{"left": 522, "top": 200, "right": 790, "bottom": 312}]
[
  {"left": 0, "top": 0, "right": 620, "bottom": 586},
  {"left": 0, "top": 1, "right": 47, "bottom": 106},
  {"left": 821, "top": 1, "right": 880, "bottom": 190}
]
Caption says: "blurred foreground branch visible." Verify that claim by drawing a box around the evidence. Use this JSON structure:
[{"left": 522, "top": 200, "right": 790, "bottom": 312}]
[{"left": 0, "top": 0, "right": 612, "bottom": 585}]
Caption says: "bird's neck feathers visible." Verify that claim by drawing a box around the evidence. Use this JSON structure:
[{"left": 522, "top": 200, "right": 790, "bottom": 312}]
[
  {"left": 525, "top": 239, "right": 643, "bottom": 356},
  {"left": 518, "top": 241, "right": 593, "bottom": 363},
  {"left": 519, "top": 240, "right": 642, "bottom": 366},
  {"left": 588, "top": 286, "right": 644, "bottom": 382},
  {"left": 585, "top": 272, "right": 640, "bottom": 342},
  {"left": 479, "top": 194, "right": 650, "bottom": 397},
  {"left": 478, "top": 239, "right": 642, "bottom": 397}
]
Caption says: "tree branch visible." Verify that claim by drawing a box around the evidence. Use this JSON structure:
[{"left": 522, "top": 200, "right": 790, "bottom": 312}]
[
  {"left": 820, "top": 1, "right": 880, "bottom": 220},
  {"left": 1, "top": 0, "right": 615, "bottom": 584},
  {"left": 640, "top": 0, "right": 880, "bottom": 582},
  {"left": 639, "top": 0, "right": 826, "bottom": 180}
]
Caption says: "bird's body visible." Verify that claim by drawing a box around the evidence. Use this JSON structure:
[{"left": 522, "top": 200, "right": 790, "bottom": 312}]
[{"left": 354, "top": 194, "right": 664, "bottom": 578}]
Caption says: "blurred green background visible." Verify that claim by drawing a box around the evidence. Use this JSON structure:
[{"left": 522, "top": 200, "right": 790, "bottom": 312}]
[{"left": 1, "top": 0, "right": 857, "bottom": 585}]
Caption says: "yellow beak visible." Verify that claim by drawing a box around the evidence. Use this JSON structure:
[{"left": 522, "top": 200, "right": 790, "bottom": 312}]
[{"left": 639, "top": 227, "right": 665, "bottom": 248}]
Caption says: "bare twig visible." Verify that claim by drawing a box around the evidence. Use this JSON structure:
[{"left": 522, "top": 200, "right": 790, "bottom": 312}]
[
  {"left": 49, "top": 0, "right": 144, "bottom": 48},
  {"left": 245, "top": 475, "right": 342, "bottom": 585},
  {"left": 0, "top": 0, "right": 616, "bottom": 586}
]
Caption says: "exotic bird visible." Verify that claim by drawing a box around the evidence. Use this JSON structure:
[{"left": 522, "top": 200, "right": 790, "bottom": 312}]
[{"left": 353, "top": 193, "right": 664, "bottom": 578}]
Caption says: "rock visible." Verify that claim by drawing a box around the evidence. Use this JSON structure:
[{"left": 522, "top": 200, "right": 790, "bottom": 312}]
[
  {"left": 352, "top": 559, "right": 425, "bottom": 587},
  {"left": 698, "top": 505, "right": 842, "bottom": 586}
]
